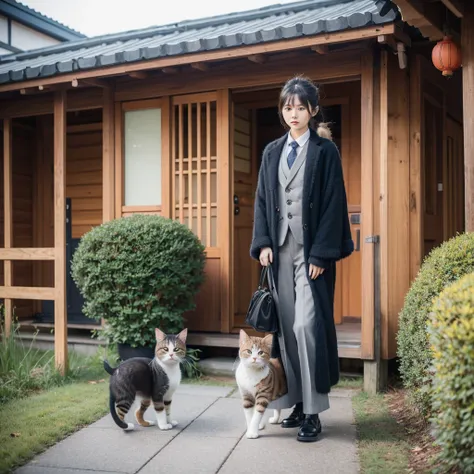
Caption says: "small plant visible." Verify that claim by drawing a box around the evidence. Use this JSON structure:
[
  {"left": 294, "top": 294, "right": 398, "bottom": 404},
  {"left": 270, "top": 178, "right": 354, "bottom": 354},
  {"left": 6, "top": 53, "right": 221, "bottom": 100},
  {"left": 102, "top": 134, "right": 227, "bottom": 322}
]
[
  {"left": 397, "top": 232, "right": 474, "bottom": 414},
  {"left": 181, "top": 347, "right": 202, "bottom": 379},
  {"left": 71, "top": 215, "right": 206, "bottom": 349},
  {"left": 428, "top": 273, "right": 474, "bottom": 473}
]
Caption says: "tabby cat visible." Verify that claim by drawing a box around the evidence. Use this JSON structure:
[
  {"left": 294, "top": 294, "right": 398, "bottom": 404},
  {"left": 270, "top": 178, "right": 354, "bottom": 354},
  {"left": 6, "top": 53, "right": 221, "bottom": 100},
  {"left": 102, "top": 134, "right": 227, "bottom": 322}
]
[
  {"left": 235, "top": 329, "right": 287, "bottom": 439},
  {"left": 103, "top": 328, "right": 187, "bottom": 431}
]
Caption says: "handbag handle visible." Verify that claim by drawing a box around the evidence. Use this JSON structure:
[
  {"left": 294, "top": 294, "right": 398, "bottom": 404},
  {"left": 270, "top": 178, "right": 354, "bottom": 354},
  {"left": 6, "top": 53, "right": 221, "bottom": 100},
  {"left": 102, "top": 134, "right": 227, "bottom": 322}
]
[{"left": 258, "top": 264, "right": 275, "bottom": 292}]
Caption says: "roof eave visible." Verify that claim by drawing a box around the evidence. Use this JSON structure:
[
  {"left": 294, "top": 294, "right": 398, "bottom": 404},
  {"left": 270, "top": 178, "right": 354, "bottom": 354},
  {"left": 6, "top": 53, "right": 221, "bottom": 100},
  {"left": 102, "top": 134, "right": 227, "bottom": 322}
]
[
  {"left": 0, "top": 0, "right": 86, "bottom": 41},
  {"left": 0, "top": 22, "right": 399, "bottom": 94}
]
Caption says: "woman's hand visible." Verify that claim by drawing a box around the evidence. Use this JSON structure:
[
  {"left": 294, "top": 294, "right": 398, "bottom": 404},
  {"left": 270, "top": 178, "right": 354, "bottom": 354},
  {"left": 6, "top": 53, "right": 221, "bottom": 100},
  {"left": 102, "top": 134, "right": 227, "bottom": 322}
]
[
  {"left": 309, "top": 264, "right": 324, "bottom": 280},
  {"left": 259, "top": 247, "right": 273, "bottom": 267}
]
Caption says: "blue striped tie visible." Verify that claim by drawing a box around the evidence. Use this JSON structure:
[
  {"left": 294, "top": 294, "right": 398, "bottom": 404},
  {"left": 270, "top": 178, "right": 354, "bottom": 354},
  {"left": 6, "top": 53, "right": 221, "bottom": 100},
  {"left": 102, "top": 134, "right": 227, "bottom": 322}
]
[{"left": 287, "top": 141, "right": 299, "bottom": 169}]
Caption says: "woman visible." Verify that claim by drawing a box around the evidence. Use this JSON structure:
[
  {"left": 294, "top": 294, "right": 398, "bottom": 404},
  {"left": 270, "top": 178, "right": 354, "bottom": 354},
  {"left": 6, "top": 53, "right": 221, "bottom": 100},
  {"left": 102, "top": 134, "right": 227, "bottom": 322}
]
[{"left": 250, "top": 76, "right": 354, "bottom": 443}]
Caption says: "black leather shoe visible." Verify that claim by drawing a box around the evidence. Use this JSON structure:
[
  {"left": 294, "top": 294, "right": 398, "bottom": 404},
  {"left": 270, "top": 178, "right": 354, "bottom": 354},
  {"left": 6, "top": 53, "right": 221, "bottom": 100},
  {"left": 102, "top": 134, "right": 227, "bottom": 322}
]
[
  {"left": 281, "top": 403, "right": 304, "bottom": 428},
  {"left": 297, "top": 414, "right": 322, "bottom": 442}
]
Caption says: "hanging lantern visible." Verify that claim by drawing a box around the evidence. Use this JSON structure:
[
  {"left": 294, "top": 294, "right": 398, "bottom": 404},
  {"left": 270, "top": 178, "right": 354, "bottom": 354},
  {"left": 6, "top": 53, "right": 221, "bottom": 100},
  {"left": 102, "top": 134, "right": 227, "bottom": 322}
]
[{"left": 432, "top": 36, "right": 462, "bottom": 77}]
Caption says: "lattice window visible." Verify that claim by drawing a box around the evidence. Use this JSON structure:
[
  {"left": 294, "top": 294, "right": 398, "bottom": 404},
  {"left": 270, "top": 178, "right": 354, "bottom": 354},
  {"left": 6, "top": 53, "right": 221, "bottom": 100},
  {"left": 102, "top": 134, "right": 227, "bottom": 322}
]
[{"left": 172, "top": 94, "right": 217, "bottom": 247}]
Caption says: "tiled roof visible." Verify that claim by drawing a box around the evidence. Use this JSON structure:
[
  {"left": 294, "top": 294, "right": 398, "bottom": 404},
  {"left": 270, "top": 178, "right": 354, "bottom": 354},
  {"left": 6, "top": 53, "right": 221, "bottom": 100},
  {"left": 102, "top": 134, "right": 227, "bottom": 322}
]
[{"left": 0, "top": 0, "right": 399, "bottom": 85}]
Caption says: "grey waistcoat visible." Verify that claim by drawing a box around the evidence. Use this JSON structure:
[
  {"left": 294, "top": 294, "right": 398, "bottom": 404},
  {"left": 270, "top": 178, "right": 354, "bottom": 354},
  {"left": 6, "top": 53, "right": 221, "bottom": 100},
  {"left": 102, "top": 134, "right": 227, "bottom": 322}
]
[{"left": 277, "top": 140, "right": 309, "bottom": 247}]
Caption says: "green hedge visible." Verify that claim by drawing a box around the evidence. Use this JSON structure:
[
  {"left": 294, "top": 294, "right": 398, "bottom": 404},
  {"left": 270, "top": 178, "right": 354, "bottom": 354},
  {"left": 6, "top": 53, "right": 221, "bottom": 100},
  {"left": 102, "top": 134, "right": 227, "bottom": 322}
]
[
  {"left": 428, "top": 273, "right": 474, "bottom": 473},
  {"left": 71, "top": 214, "right": 206, "bottom": 348},
  {"left": 397, "top": 232, "right": 474, "bottom": 414}
]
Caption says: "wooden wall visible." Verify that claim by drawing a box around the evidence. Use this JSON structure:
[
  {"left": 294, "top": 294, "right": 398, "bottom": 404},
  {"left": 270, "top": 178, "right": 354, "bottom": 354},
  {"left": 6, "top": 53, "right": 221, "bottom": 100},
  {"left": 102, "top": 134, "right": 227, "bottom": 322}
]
[
  {"left": 0, "top": 120, "right": 36, "bottom": 319},
  {"left": 66, "top": 123, "right": 103, "bottom": 239},
  {"left": 33, "top": 113, "right": 103, "bottom": 291}
]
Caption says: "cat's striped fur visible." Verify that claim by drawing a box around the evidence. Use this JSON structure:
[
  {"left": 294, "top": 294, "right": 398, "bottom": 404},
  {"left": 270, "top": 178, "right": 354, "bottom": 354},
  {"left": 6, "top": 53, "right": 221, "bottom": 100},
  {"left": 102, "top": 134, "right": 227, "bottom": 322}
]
[
  {"left": 236, "top": 329, "right": 287, "bottom": 439},
  {"left": 104, "top": 328, "right": 187, "bottom": 431}
]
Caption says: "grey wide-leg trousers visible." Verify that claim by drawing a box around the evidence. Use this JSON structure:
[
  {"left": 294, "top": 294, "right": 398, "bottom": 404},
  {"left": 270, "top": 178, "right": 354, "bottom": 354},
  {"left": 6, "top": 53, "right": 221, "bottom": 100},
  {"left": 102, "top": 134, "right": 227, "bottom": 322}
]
[{"left": 276, "top": 231, "right": 330, "bottom": 415}]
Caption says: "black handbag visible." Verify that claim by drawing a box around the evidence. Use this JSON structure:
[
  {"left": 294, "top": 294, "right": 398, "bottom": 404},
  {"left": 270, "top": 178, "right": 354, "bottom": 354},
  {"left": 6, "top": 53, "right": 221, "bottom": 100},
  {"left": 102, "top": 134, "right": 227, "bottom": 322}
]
[{"left": 245, "top": 264, "right": 278, "bottom": 333}]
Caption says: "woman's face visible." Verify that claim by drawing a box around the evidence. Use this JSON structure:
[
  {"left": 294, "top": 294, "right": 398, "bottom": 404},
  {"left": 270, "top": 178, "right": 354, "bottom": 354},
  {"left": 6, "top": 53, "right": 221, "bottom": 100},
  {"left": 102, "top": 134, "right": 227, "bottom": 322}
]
[{"left": 281, "top": 96, "right": 317, "bottom": 135}]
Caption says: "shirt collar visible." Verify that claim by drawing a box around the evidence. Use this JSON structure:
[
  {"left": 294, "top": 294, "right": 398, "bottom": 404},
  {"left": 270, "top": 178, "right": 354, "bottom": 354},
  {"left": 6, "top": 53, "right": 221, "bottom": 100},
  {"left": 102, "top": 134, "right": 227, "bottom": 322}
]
[{"left": 287, "top": 128, "right": 311, "bottom": 148}]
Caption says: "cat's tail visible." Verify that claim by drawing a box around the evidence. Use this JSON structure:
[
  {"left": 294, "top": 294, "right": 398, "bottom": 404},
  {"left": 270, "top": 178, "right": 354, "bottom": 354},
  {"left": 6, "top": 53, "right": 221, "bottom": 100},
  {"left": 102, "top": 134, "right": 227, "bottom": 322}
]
[
  {"left": 109, "top": 392, "right": 134, "bottom": 431},
  {"left": 103, "top": 360, "right": 116, "bottom": 375}
]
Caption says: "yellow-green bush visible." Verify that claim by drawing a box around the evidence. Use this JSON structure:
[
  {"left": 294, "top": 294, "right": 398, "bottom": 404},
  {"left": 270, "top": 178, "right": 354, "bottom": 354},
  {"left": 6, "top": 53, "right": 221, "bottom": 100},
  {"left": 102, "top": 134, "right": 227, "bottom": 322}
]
[
  {"left": 397, "top": 232, "right": 474, "bottom": 414},
  {"left": 428, "top": 272, "right": 474, "bottom": 473}
]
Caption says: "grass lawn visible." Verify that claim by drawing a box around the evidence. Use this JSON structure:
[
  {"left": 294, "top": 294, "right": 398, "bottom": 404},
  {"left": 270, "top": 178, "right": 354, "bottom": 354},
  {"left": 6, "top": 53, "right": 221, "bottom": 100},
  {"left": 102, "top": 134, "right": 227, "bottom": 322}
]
[
  {"left": 0, "top": 379, "right": 109, "bottom": 474},
  {"left": 353, "top": 391, "right": 411, "bottom": 474}
]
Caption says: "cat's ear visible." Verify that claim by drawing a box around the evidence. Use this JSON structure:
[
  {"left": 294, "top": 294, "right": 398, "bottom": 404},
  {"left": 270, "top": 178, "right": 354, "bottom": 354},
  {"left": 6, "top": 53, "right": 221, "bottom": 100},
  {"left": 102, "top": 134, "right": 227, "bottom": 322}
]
[
  {"left": 262, "top": 334, "right": 273, "bottom": 348},
  {"left": 239, "top": 329, "right": 250, "bottom": 345},
  {"left": 177, "top": 328, "right": 188, "bottom": 344},
  {"left": 155, "top": 328, "right": 167, "bottom": 342}
]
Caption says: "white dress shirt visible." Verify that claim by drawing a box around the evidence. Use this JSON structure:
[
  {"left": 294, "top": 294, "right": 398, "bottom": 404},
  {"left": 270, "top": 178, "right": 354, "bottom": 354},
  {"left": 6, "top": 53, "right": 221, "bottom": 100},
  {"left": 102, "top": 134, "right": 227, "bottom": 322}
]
[{"left": 286, "top": 128, "right": 311, "bottom": 160}]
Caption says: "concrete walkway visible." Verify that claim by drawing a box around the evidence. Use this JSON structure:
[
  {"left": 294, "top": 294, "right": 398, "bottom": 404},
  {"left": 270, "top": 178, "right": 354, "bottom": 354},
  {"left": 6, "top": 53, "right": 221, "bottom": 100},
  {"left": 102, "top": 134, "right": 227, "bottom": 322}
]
[{"left": 16, "top": 384, "right": 359, "bottom": 474}]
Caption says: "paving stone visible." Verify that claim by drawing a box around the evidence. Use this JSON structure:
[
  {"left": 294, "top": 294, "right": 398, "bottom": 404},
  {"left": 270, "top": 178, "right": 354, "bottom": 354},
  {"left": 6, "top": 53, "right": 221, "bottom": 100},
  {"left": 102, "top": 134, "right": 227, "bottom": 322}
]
[
  {"left": 26, "top": 427, "right": 174, "bottom": 473},
  {"left": 138, "top": 434, "right": 239, "bottom": 473},
  {"left": 219, "top": 396, "right": 358, "bottom": 474},
  {"left": 184, "top": 397, "right": 246, "bottom": 438}
]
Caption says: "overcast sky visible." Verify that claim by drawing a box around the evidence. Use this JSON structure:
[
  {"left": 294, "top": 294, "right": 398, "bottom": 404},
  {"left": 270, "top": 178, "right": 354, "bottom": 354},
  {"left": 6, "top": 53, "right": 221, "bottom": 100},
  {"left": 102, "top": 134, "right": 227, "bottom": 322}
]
[{"left": 22, "top": 0, "right": 299, "bottom": 37}]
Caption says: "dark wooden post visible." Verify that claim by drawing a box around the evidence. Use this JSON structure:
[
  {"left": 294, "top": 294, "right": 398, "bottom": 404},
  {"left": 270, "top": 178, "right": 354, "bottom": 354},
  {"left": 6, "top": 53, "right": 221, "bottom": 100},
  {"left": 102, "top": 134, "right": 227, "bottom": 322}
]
[{"left": 463, "top": 2, "right": 474, "bottom": 232}]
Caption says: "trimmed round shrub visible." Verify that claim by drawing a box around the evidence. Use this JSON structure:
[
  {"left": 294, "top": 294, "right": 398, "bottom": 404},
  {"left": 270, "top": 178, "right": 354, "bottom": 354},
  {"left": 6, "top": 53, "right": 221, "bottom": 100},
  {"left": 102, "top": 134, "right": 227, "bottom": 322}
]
[
  {"left": 428, "top": 273, "right": 474, "bottom": 473},
  {"left": 397, "top": 232, "right": 474, "bottom": 414},
  {"left": 71, "top": 214, "right": 206, "bottom": 348}
]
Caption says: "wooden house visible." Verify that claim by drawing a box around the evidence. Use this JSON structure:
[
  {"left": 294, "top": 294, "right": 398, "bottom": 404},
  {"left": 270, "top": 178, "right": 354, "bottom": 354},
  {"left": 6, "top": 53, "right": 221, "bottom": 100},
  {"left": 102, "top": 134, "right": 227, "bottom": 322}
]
[
  {"left": 0, "top": 0, "right": 85, "bottom": 56},
  {"left": 0, "top": 0, "right": 470, "bottom": 391}
]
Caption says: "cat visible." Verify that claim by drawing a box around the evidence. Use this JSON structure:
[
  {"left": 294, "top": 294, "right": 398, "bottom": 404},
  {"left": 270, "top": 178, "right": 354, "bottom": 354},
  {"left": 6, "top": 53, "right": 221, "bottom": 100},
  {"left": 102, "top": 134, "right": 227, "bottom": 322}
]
[
  {"left": 103, "top": 328, "right": 187, "bottom": 431},
  {"left": 235, "top": 329, "right": 287, "bottom": 439}
]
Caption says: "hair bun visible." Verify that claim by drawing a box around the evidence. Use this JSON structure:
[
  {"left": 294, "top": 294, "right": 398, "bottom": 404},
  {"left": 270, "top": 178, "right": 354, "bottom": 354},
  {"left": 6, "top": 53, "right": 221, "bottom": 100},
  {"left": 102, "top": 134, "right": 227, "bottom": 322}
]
[{"left": 317, "top": 122, "right": 332, "bottom": 141}]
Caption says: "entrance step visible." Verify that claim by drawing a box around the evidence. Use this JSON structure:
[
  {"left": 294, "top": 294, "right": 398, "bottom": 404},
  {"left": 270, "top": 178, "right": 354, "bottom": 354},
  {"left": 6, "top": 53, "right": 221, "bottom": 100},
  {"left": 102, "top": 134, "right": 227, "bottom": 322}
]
[
  {"left": 198, "top": 357, "right": 236, "bottom": 377},
  {"left": 15, "top": 325, "right": 106, "bottom": 357}
]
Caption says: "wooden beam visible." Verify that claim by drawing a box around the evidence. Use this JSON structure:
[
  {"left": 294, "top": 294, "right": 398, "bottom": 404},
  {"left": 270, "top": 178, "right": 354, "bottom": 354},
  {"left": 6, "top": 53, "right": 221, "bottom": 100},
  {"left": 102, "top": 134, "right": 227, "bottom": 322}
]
[
  {"left": 53, "top": 90, "right": 68, "bottom": 375},
  {"left": 128, "top": 71, "right": 149, "bottom": 79},
  {"left": 440, "top": 0, "right": 463, "bottom": 18},
  {"left": 0, "top": 23, "right": 396, "bottom": 94},
  {"left": 3, "top": 118, "right": 13, "bottom": 336},
  {"left": 191, "top": 62, "right": 210, "bottom": 72},
  {"left": 115, "top": 50, "right": 362, "bottom": 102},
  {"left": 217, "top": 89, "right": 231, "bottom": 334},
  {"left": 0, "top": 286, "right": 56, "bottom": 300},
  {"left": 311, "top": 45, "right": 329, "bottom": 54},
  {"left": 67, "top": 123, "right": 102, "bottom": 133},
  {"left": 82, "top": 78, "right": 109, "bottom": 88},
  {"left": 162, "top": 67, "right": 179, "bottom": 74},
  {"left": 360, "top": 51, "right": 375, "bottom": 360},
  {"left": 0, "top": 87, "right": 103, "bottom": 119},
  {"left": 0, "top": 248, "right": 55, "bottom": 260},
  {"left": 394, "top": 0, "right": 445, "bottom": 40},
  {"left": 463, "top": 2, "right": 474, "bottom": 232},
  {"left": 248, "top": 54, "right": 267, "bottom": 64},
  {"left": 102, "top": 86, "right": 115, "bottom": 222}
]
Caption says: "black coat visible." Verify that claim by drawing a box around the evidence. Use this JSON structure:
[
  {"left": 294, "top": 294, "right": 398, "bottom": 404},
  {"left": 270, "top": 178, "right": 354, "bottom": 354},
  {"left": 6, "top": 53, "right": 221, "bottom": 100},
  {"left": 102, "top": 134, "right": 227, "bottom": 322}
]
[{"left": 250, "top": 129, "right": 354, "bottom": 394}]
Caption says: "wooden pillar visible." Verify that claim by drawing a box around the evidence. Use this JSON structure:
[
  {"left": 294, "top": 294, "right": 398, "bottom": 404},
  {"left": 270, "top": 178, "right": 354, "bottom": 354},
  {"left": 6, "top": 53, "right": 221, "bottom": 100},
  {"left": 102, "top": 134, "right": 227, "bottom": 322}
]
[
  {"left": 102, "top": 87, "right": 115, "bottom": 223},
  {"left": 361, "top": 51, "right": 375, "bottom": 361},
  {"left": 161, "top": 96, "right": 171, "bottom": 219},
  {"left": 462, "top": 3, "right": 474, "bottom": 232},
  {"left": 380, "top": 51, "right": 411, "bottom": 359},
  {"left": 54, "top": 90, "right": 68, "bottom": 375},
  {"left": 3, "top": 118, "right": 13, "bottom": 336},
  {"left": 217, "top": 89, "right": 232, "bottom": 333},
  {"left": 409, "top": 55, "right": 423, "bottom": 281}
]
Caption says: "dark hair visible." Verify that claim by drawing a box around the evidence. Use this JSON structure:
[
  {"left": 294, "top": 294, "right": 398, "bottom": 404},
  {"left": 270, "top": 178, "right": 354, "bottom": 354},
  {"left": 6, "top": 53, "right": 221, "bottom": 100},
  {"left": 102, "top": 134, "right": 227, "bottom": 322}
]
[{"left": 278, "top": 75, "right": 332, "bottom": 140}]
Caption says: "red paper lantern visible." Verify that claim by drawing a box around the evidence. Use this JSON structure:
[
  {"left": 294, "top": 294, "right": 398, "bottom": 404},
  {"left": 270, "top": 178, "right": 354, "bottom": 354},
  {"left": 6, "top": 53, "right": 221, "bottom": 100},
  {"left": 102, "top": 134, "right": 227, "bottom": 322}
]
[{"left": 432, "top": 36, "right": 462, "bottom": 77}]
